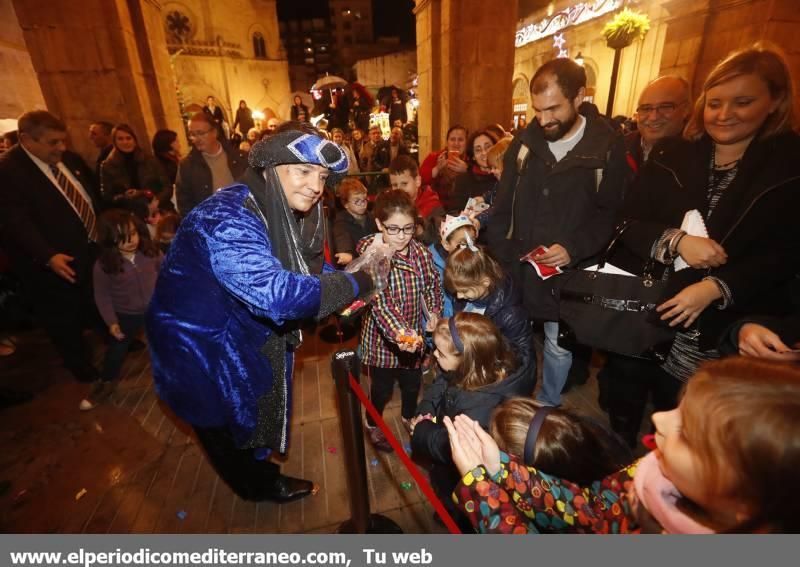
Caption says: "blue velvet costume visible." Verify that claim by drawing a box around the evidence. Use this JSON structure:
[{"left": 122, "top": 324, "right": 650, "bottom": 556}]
[{"left": 146, "top": 132, "right": 358, "bottom": 458}]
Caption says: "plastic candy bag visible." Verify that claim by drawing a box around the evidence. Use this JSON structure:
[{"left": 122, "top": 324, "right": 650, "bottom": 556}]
[{"left": 340, "top": 238, "right": 393, "bottom": 316}]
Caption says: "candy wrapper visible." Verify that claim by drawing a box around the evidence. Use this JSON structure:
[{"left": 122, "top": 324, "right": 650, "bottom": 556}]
[{"left": 339, "top": 237, "right": 393, "bottom": 317}]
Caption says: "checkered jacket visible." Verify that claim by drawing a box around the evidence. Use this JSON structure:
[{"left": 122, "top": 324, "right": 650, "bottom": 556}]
[{"left": 357, "top": 234, "right": 443, "bottom": 368}]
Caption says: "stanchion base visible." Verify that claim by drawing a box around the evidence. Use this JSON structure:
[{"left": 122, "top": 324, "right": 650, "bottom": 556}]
[
  {"left": 337, "top": 514, "right": 404, "bottom": 534},
  {"left": 319, "top": 323, "right": 357, "bottom": 344}
]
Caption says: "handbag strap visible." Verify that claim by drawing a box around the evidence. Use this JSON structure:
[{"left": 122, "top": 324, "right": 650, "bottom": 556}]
[
  {"left": 560, "top": 289, "right": 660, "bottom": 312},
  {"left": 596, "top": 220, "right": 657, "bottom": 280}
]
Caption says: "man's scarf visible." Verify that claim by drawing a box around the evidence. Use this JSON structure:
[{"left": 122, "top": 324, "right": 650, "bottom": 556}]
[{"left": 238, "top": 130, "right": 348, "bottom": 452}]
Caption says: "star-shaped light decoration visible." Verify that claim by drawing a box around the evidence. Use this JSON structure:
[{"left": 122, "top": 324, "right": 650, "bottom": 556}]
[{"left": 553, "top": 33, "right": 569, "bottom": 58}]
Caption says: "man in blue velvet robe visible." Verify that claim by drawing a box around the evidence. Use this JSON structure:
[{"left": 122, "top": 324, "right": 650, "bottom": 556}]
[{"left": 147, "top": 125, "right": 379, "bottom": 502}]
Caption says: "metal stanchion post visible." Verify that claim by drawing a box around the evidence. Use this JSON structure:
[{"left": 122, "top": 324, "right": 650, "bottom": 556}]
[{"left": 331, "top": 350, "right": 403, "bottom": 534}]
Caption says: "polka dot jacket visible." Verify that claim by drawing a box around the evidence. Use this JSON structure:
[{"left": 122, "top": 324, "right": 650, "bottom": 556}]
[{"left": 453, "top": 451, "right": 641, "bottom": 534}]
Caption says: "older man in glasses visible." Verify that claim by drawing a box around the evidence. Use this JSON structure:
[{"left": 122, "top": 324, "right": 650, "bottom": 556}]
[
  {"left": 175, "top": 112, "right": 248, "bottom": 214},
  {"left": 628, "top": 76, "right": 691, "bottom": 173}
]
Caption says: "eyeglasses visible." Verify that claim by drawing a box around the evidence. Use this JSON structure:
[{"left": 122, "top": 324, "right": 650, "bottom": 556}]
[
  {"left": 188, "top": 129, "right": 213, "bottom": 138},
  {"left": 350, "top": 197, "right": 368, "bottom": 205},
  {"left": 636, "top": 102, "right": 685, "bottom": 117},
  {"left": 383, "top": 224, "right": 415, "bottom": 235}
]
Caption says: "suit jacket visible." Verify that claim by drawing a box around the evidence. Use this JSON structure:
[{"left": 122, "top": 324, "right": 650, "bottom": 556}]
[{"left": 0, "top": 145, "right": 100, "bottom": 281}]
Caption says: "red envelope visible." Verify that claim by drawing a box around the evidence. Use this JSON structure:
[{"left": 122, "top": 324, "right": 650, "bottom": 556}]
[{"left": 520, "top": 246, "right": 563, "bottom": 280}]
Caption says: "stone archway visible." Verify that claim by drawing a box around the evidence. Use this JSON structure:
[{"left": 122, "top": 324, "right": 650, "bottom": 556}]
[{"left": 511, "top": 75, "right": 529, "bottom": 131}]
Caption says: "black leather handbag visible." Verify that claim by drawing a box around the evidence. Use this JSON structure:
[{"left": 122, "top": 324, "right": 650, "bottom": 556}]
[{"left": 556, "top": 221, "right": 677, "bottom": 359}]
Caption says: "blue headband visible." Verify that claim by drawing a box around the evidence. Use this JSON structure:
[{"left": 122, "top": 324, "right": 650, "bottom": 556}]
[
  {"left": 523, "top": 407, "right": 553, "bottom": 465},
  {"left": 248, "top": 130, "right": 349, "bottom": 174},
  {"left": 448, "top": 317, "right": 464, "bottom": 354}
]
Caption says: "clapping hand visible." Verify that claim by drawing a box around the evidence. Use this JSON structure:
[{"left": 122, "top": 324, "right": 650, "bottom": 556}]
[{"left": 443, "top": 415, "right": 502, "bottom": 477}]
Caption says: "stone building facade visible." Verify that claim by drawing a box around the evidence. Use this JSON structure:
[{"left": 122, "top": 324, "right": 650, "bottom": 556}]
[
  {"left": 4, "top": 0, "right": 290, "bottom": 163},
  {"left": 162, "top": 0, "right": 290, "bottom": 123},
  {"left": 353, "top": 49, "right": 417, "bottom": 92}
]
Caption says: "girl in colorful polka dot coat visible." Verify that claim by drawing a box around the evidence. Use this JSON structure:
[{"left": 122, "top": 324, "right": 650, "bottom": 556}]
[{"left": 445, "top": 357, "right": 800, "bottom": 534}]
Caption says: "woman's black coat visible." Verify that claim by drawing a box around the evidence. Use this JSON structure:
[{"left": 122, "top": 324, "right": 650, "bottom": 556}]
[{"left": 620, "top": 132, "right": 800, "bottom": 348}]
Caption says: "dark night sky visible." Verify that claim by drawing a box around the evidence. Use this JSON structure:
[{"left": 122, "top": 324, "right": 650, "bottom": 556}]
[{"left": 277, "top": 0, "right": 416, "bottom": 44}]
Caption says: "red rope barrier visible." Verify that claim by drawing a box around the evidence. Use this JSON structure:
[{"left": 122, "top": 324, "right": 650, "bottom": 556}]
[{"left": 347, "top": 372, "right": 462, "bottom": 534}]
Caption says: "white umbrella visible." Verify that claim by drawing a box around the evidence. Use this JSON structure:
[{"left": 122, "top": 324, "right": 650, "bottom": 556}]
[{"left": 311, "top": 74, "right": 348, "bottom": 91}]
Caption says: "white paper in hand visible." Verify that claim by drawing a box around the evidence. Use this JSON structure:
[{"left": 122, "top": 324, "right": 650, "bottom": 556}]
[
  {"left": 583, "top": 263, "right": 635, "bottom": 277},
  {"left": 674, "top": 210, "right": 709, "bottom": 272}
]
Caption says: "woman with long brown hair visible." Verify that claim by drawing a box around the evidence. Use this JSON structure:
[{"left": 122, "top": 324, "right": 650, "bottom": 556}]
[
  {"left": 100, "top": 123, "right": 169, "bottom": 206},
  {"left": 607, "top": 43, "right": 800, "bottom": 446}
]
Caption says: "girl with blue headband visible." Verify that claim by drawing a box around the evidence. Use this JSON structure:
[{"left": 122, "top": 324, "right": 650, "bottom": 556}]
[{"left": 410, "top": 311, "right": 535, "bottom": 531}]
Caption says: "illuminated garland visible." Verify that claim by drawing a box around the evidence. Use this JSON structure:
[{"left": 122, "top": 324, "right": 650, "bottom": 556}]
[{"left": 515, "top": 0, "right": 622, "bottom": 48}]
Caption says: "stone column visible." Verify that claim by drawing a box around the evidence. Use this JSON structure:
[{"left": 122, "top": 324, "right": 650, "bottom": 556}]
[
  {"left": 0, "top": 0, "right": 46, "bottom": 119},
  {"left": 12, "top": 0, "right": 186, "bottom": 163},
  {"left": 414, "top": 0, "right": 517, "bottom": 158}
]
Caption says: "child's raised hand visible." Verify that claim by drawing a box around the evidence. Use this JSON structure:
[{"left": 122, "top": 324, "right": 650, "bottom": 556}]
[
  {"left": 424, "top": 312, "right": 439, "bottom": 333},
  {"left": 455, "top": 415, "right": 502, "bottom": 478},
  {"left": 443, "top": 416, "right": 482, "bottom": 477},
  {"left": 109, "top": 324, "right": 126, "bottom": 341}
]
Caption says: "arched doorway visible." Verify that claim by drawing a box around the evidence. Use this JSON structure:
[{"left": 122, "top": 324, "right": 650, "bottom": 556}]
[
  {"left": 581, "top": 59, "right": 598, "bottom": 104},
  {"left": 511, "top": 76, "right": 529, "bottom": 131}
]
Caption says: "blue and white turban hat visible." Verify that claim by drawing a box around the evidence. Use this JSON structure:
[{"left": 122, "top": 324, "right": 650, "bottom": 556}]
[{"left": 248, "top": 130, "right": 349, "bottom": 182}]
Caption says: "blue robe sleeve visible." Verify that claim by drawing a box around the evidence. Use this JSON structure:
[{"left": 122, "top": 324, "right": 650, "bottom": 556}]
[{"left": 207, "top": 210, "right": 323, "bottom": 325}]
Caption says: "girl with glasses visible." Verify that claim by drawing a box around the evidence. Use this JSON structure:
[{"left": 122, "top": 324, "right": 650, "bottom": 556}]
[{"left": 357, "top": 189, "right": 443, "bottom": 452}]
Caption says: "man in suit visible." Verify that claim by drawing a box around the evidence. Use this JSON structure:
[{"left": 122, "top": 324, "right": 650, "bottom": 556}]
[{"left": 0, "top": 111, "right": 102, "bottom": 383}]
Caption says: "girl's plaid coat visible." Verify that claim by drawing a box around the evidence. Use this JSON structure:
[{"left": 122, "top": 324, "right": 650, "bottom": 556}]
[{"left": 357, "top": 234, "right": 443, "bottom": 368}]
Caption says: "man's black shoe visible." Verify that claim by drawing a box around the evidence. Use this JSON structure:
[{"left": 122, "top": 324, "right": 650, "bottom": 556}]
[{"left": 258, "top": 475, "right": 314, "bottom": 503}]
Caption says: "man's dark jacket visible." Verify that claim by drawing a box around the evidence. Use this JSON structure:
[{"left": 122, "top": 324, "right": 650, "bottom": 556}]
[
  {"left": 175, "top": 145, "right": 247, "bottom": 215},
  {"left": 487, "top": 111, "right": 628, "bottom": 321}
]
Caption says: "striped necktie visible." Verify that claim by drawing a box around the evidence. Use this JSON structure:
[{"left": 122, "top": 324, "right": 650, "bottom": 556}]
[{"left": 49, "top": 164, "right": 97, "bottom": 241}]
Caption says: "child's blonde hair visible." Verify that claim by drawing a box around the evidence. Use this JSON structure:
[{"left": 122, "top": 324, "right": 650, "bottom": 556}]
[
  {"left": 444, "top": 245, "right": 504, "bottom": 295},
  {"left": 433, "top": 312, "right": 515, "bottom": 391},
  {"left": 681, "top": 357, "right": 800, "bottom": 532}
]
